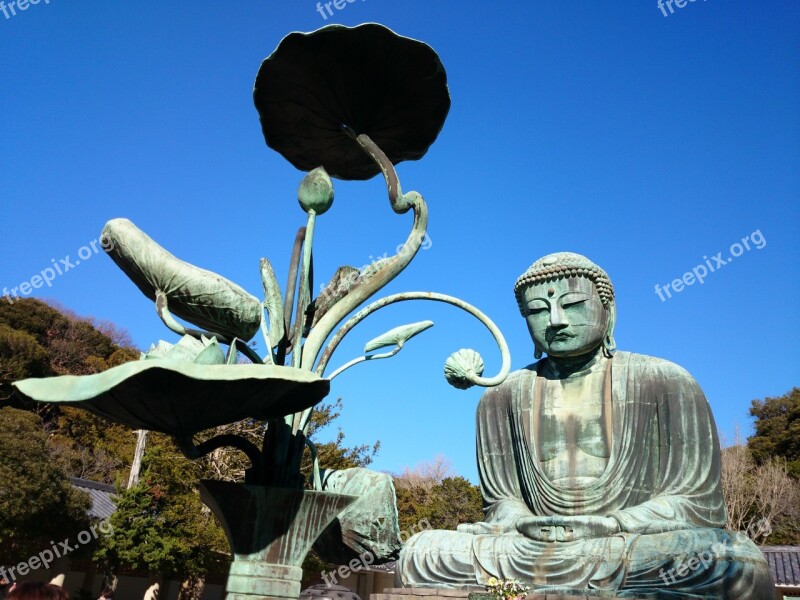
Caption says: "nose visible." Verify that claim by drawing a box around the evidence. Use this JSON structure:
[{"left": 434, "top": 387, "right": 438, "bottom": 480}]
[{"left": 549, "top": 305, "right": 567, "bottom": 327}]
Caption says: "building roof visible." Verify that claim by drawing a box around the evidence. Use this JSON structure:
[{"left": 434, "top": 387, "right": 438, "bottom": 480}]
[
  {"left": 70, "top": 477, "right": 117, "bottom": 521},
  {"left": 761, "top": 546, "right": 800, "bottom": 587}
]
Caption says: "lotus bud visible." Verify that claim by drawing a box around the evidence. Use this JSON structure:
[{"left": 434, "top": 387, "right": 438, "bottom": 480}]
[
  {"left": 298, "top": 166, "right": 334, "bottom": 215},
  {"left": 444, "top": 348, "right": 485, "bottom": 390}
]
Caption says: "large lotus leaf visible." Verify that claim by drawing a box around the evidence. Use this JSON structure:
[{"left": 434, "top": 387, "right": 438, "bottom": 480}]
[
  {"left": 254, "top": 23, "right": 450, "bottom": 180},
  {"left": 13, "top": 362, "right": 329, "bottom": 437},
  {"left": 102, "top": 218, "right": 263, "bottom": 342}
]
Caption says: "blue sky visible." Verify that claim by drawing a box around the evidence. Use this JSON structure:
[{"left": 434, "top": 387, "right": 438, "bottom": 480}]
[{"left": 1, "top": 1, "right": 798, "bottom": 483}]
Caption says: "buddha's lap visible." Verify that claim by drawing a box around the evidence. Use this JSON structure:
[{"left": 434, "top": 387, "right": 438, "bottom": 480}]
[{"left": 402, "top": 526, "right": 765, "bottom": 570}]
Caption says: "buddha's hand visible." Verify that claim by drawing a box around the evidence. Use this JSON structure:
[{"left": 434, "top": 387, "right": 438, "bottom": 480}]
[
  {"left": 516, "top": 515, "right": 621, "bottom": 542},
  {"left": 456, "top": 521, "right": 516, "bottom": 535}
]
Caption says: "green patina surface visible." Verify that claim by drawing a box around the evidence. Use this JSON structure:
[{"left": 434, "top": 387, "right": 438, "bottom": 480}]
[{"left": 395, "top": 253, "right": 776, "bottom": 599}]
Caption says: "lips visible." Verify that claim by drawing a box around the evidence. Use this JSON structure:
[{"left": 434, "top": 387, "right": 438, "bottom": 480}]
[{"left": 548, "top": 331, "right": 575, "bottom": 343}]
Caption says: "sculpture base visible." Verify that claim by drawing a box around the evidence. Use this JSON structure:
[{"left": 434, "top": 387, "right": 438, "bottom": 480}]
[
  {"left": 225, "top": 563, "right": 303, "bottom": 600},
  {"left": 199, "top": 481, "right": 357, "bottom": 600},
  {"left": 373, "top": 588, "right": 645, "bottom": 600}
]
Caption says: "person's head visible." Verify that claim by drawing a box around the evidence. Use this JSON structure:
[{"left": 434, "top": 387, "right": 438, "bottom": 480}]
[
  {"left": 514, "top": 252, "right": 616, "bottom": 359},
  {"left": 7, "top": 583, "right": 69, "bottom": 600}
]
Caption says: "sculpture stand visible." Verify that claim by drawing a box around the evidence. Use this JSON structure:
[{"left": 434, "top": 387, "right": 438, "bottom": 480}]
[{"left": 200, "top": 481, "right": 356, "bottom": 600}]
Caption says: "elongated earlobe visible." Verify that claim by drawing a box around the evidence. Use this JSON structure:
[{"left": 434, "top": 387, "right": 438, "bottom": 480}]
[
  {"left": 603, "top": 303, "right": 617, "bottom": 357},
  {"left": 534, "top": 346, "right": 543, "bottom": 360},
  {"left": 603, "top": 334, "right": 616, "bottom": 357}
]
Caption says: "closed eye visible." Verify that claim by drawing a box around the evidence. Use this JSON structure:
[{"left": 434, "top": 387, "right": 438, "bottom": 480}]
[{"left": 562, "top": 299, "right": 587, "bottom": 309}]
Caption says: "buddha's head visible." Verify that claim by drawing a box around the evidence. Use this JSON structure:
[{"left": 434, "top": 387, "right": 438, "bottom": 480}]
[{"left": 514, "top": 252, "right": 616, "bottom": 360}]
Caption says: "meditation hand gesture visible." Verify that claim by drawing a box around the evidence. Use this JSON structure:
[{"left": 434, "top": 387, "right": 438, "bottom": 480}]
[
  {"left": 456, "top": 521, "right": 517, "bottom": 535},
  {"left": 516, "top": 515, "right": 620, "bottom": 542}
]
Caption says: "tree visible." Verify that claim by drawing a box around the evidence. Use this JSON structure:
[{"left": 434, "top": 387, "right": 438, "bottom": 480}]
[
  {"left": 421, "top": 477, "right": 483, "bottom": 531},
  {"left": 95, "top": 437, "right": 229, "bottom": 600},
  {"left": 749, "top": 387, "right": 800, "bottom": 479},
  {"left": 721, "top": 435, "right": 800, "bottom": 545},
  {"left": 47, "top": 407, "right": 137, "bottom": 486},
  {"left": 0, "top": 407, "right": 92, "bottom": 564},
  {"left": 0, "top": 297, "right": 68, "bottom": 343},
  {"left": 394, "top": 456, "right": 483, "bottom": 532},
  {"left": 0, "top": 298, "right": 137, "bottom": 414},
  {"left": 0, "top": 324, "right": 50, "bottom": 403},
  {"left": 0, "top": 299, "right": 139, "bottom": 484}
]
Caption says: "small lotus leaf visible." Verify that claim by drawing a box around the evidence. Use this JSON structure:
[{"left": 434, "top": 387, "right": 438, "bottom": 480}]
[{"left": 364, "top": 320, "right": 434, "bottom": 353}]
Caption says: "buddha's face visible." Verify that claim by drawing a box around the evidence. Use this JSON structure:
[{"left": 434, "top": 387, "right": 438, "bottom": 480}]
[{"left": 522, "top": 276, "right": 609, "bottom": 358}]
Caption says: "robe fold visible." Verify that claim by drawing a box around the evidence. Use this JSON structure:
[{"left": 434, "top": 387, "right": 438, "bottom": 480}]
[{"left": 395, "top": 352, "right": 774, "bottom": 599}]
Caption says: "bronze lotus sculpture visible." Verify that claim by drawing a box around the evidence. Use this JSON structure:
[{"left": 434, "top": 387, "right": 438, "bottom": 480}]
[{"left": 14, "top": 23, "right": 510, "bottom": 600}]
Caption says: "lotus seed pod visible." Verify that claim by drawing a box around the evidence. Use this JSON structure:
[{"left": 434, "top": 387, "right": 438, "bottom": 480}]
[
  {"left": 298, "top": 166, "right": 334, "bottom": 215},
  {"left": 444, "top": 348, "right": 485, "bottom": 390}
]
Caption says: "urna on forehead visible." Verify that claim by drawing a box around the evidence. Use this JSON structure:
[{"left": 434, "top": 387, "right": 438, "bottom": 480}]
[{"left": 514, "top": 252, "right": 615, "bottom": 312}]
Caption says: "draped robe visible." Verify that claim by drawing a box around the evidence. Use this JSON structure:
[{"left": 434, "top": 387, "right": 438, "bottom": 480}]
[{"left": 395, "top": 352, "right": 774, "bottom": 599}]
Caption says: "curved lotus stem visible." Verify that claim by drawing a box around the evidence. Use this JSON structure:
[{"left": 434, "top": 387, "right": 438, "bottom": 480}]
[
  {"left": 260, "top": 257, "right": 285, "bottom": 352},
  {"left": 326, "top": 346, "right": 401, "bottom": 381},
  {"left": 305, "top": 438, "right": 322, "bottom": 491},
  {"left": 298, "top": 291, "right": 511, "bottom": 435},
  {"left": 353, "top": 132, "right": 411, "bottom": 214},
  {"left": 292, "top": 210, "right": 316, "bottom": 368},
  {"left": 155, "top": 291, "right": 266, "bottom": 365},
  {"left": 300, "top": 138, "right": 429, "bottom": 373},
  {"left": 325, "top": 320, "right": 433, "bottom": 381},
  {"left": 277, "top": 227, "right": 306, "bottom": 365},
  {"left": 176, "top": 434, "right": 264, "bottom": 483}
]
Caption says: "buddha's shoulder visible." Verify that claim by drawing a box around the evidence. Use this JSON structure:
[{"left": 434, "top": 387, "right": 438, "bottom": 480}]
[
  {"left": 502, "top": 364, "right": 538, "bottom": 384},
  {"left": 484, "top": 352, "right": 699, "bottom": 390},
  {"left": 476, "top": 366, "right": 535, "bottom": 402},
  {"left": 615, "top": 351, "right": 699, "bottom": 385}
]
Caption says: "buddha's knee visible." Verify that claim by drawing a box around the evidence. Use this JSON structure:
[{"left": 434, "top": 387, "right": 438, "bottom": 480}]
[
  {"left": 630, "top": 528, "right": 773, "bottom": 599},
  {"left": 401, "top": 528, "right": 473, "bottom": 555}
]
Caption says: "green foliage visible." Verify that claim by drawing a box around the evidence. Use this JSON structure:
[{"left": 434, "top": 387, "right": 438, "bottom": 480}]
[
  {"left": 424, "top": 476, "right": 484, "bottom": 530},
  {"left": 48, "top": 407, "right": 137, "bottom": 486},
  {"left": 95, "top": 437, "right": 229, "bottom": 579},
  {"left": 0, "top": 297, "right": 68, "bottom": 343},
  {"left": 0, "top": 407, "right": 92, "bottom": 564},
  {"left": 0, "top": 324, "right": 50, "bottom": 403},
  {"left": 745, "top": 387, "right": 800, "bottom": 543},
  {"left": 748, "top": 387, "right": 800, "bottom": 479},
  {"left": 395, "top": 474, "right": 483, "bottom": 533},
  {"left": 0, "top": 299, "right": 139, "bottom": 483},
  {"left": 0, "top": 298, "right": 138, "bottom": 413}
]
